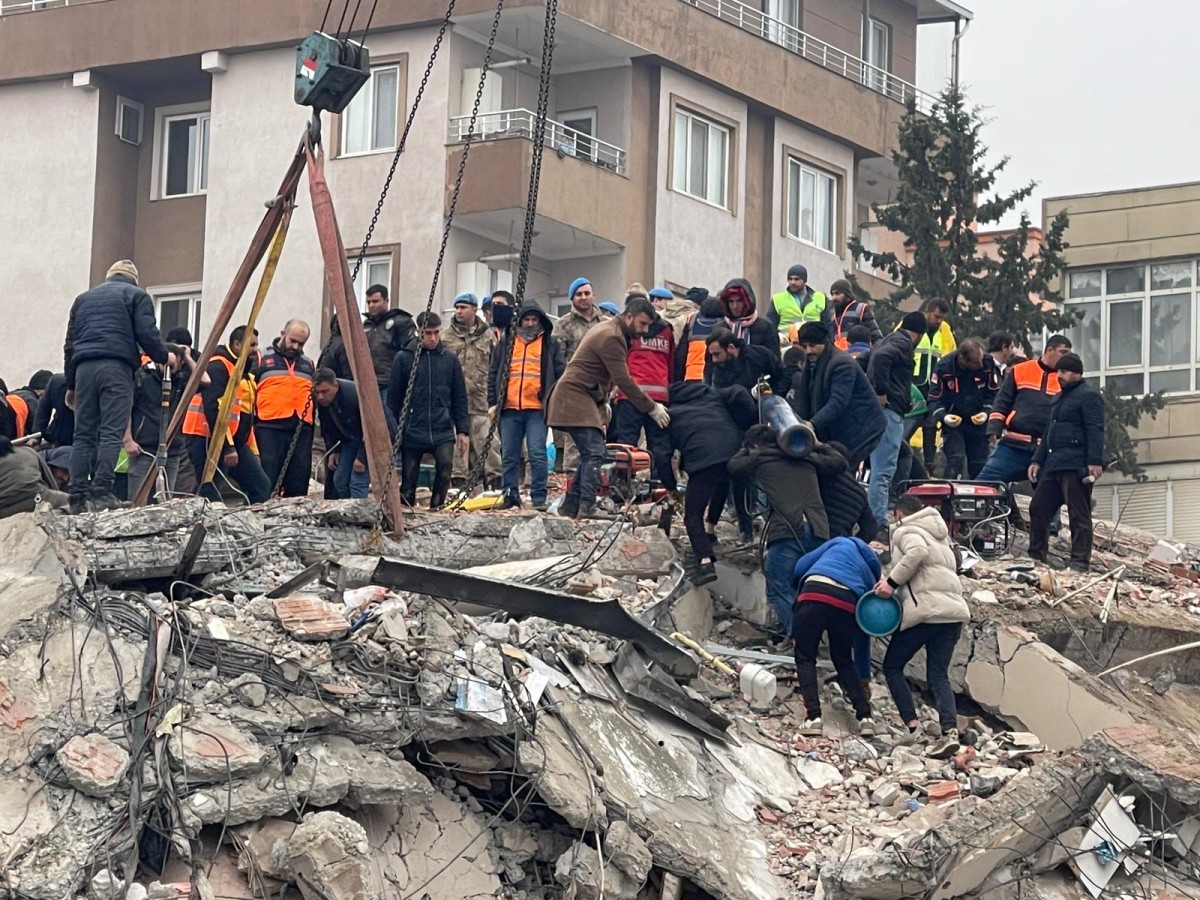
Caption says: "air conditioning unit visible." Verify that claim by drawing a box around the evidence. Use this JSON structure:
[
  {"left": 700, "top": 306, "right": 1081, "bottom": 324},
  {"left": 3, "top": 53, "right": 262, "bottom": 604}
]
[{"left": 116, "top": 96, "right": 144, "bottom": 146}]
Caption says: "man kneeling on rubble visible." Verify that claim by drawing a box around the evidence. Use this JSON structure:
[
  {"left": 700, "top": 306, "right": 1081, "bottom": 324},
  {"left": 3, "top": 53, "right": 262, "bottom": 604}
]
[
  {"left": 0, "top": 435, "right": 68, "bottom": 516},
  {"left": 791, "top": 536, "right": 879, "bottom": 738},
  {"left": 873, "top": 494, "right": 970, "bottom": 757}
]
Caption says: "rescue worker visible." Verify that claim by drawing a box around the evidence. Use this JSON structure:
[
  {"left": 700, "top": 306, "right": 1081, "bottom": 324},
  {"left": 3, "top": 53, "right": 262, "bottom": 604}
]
[
  {"left": 127, "top": 342, "right": 207, "bottom": 500},
  {"left": 32, "top": 373, "right": 74, "bottom": 448},
  {"left": 187, "top": 326, "right": 272, "bottom": 503},
  {"left": 875, "top": 494, "right": 970, "bottom": 757},
  {"left": 362, "top": 284, "right": 415, "bottom": 404},
  {"left": 719, "top": 279, "right": 780, "bottom": 358},
  {"left": 1028, "top": 353, "right": 1105, "bottom": 572},
  {"left": 388, "top": 312, "right": 470, "bottom": 510},
  {"left": 728, "top": 424, "right": 830, "bottom": 637},
  {"left": 63, "top": 260, "right": 174, "bottom": 513},
  {"left": 789, "top": 322, "right": 884, "bottom": 470},
  {"left": 612, "top": 295, "right": 677, "bottom": 492},
  {"left": 255, "top": 320, "right": 317, "bottom": 498},
  {"left": 547, "top": 296, "right": 666, "bottom": 519},
  {"left": 866, "top": 312, "right": 925, "bottom": 526},
  {"left": 0, "top": 370, "right": 51, "bottom": 439},
  {"left": 928, "top": 339, "right": 1001, "bottom": 479},
  {"left": 767, "top": 264, "right": 832, "bottom": 336},
  {"left": 791, "top": 535, "right": 879, "bottom": 738},
  {"left": 908, "top": 298, "right": 956, "bottom": 471},
  {"left": 488, "top": 303, "right": 563, "bottom": 510},
  {"left": 553, "top": 277, "right": 609, "bottom": 474},
  {"left": 674, "top": 295, "right": 725, "bottom": 382},
  {"left": 313, "top": 367, "right": 374, "bottom": 500},
  {"left": 443, "top": 292, "right": 498, "bottom": 488},
  {"left": 0, "top": 436, "right": 67, "bottom": 517},
  {"left": 827, "top": 280, "right": 882, "bottom": 349},
  {"left": 666, "top": 380, "right": 757, "bottom": 585},
  {"left": 977, "top": 335, "right": 1073, "bottom": 487},
  {"left": 705, "top": 332, "right": 780, "bottom": 392},
  {"left": 987, "top": 332, "right": 1024, "bottom": 376}
]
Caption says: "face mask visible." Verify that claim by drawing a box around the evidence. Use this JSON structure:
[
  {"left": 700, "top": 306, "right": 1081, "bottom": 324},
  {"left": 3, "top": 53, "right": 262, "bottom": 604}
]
[
  {"left": 517, "top": 322, "right": 541, "bottom": 341},
  {"left": 492, "top": 304, "right": 514, "bottom": 330}
]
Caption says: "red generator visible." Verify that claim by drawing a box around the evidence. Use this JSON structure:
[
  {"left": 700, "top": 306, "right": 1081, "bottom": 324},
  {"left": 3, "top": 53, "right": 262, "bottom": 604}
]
[
  {"left": 568, "top": 443, "right": 665, "bottom": 505},
  {"left": 900, "top": 480, "right": 1015, "bottom": 559}
]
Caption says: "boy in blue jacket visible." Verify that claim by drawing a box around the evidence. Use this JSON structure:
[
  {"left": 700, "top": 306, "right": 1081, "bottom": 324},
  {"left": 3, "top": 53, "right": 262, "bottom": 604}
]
[{"left": 792, "top": 536, "right": 879, "bottom": 737}]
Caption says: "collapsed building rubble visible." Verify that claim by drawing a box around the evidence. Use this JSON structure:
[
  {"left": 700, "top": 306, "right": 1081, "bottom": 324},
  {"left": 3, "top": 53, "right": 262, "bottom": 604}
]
[{"left": 0, "top": 498, "right": 1196, "bottom": 899}]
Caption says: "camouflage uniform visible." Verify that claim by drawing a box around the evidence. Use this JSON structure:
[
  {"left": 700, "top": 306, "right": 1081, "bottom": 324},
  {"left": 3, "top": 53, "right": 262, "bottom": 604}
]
[
  {"left": 443, "top": 317, "right": 499, "bottom": 481},
  {"left": 553, "top": 307, "right": 612, "bottom": 472}
]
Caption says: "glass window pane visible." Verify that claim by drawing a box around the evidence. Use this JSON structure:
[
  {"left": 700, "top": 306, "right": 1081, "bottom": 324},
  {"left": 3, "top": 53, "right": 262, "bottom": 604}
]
[
  {"left": 198, "top": 116, "right": 210, "bottom": 191},
  {"left": 159, "top": 298, "right": 186, "bottom": 333},
  {"left": 1106, "top": 266, "right": 1144, "bottom": 295},
  {"left": 787, "top": 162, "right": 800, "bottom": 237},
  {"left": 367, "top": 259, "right": 390, "bottom": 290},
  {"left": 1151, "top": 261, "right": 1192, "bottom": 291},
  {"left": 818, "top": 174, "right": 835, "bottom": 251},
  {"left": 672, "top": 112, "right": 688, "bottom": 193},
  {"left": 709, "top": 126, "right": 727, "bottom": 206},
  {"left": 689, "top": 119, "right": 707, "bottom": 199},
  {"left": 165, "top": 117, "right": 197, "bottom": 195},
  {"left": 1150, "top": 370, "right": 1190, "bottom": 394},
  {"left": 1108, "top": 300, "right": 1143, "bottom": 367},
  {"left": 1107, "top": 372, "right": 1145, "bottom": 396},
  {"left": 372, "top": 68, "right": 398, "bottom": 150},
  {"left": 343, "top": 81, "right": 372, "bottom": 154},
  {"left": 801, "top": 169, "right": 816, "bottom": 241},
  {"left": 1150, "top": 293, "right": 1190, "bottom": 366},
  {"left": 1069, "top": 270, "right": 1101, "bottom": 298},
  {"left": 1068, "top": 302, "right": 1101, "bottom": 371}
]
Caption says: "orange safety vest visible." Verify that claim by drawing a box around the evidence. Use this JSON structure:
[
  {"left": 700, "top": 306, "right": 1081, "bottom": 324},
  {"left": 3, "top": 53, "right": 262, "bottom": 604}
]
[
  {"left": 505, "top": 334, "right": 544, "bottom": 411},
  {"left": 7, "top": 394, "right": 29, "bottom": 438},
  {"left": 255, "top": 351, "right": 315, "bottom": 425},
  {"left": 184, "top": 356, "right": 249, "bottom": 441},
  {"left": 684, "top": 341, "right": 707, "bottom": 381},
  {"left": 830, "top": 301, "right": 869, "bottom": 351}
]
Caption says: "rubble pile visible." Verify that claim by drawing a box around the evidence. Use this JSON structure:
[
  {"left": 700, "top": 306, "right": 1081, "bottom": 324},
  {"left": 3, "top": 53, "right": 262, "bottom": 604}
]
[{"left": 0, "top": 498, "right": 1196, "bottom": 899}]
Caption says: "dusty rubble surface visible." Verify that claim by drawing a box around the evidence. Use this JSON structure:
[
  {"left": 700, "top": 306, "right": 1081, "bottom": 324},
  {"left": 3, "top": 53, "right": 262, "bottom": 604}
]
[{"left": 0, "top": 497, "right": 1195, "bottom": 900}]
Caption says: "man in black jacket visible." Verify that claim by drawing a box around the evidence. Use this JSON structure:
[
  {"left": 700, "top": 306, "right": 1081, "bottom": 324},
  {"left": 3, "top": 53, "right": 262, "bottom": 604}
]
[
  {"left": 388, "top": 312, "right": 469, "bottom": 510},
  {"left": 865, "top": 312, "right": 924, "bottom": 525},
  {"left": 1028, "top": 353, "right": 1104, "bottom": 571},
  {"left": 790, "top": 322, "right": 885, "bottom": 469},
  {"left": 33, "top": 373, "right": 75, "bottom": 448},
  {"left": 63, "top": 260, "right": 175, "bottom": 512},
  {"left": 363, "top": 285, "right": 415, "bottom": 403},
  {"left": 928, "top": 339, "right": 1000, "bottom": 479},
  {"left": 314, "top": 368, "right": 382, "bottom": 500},
  {"left": 125, "top": 343, "right": 207, "bottom": 501},
  {"left": 705, "top": 331, "right": 780, "bottom": 392}
]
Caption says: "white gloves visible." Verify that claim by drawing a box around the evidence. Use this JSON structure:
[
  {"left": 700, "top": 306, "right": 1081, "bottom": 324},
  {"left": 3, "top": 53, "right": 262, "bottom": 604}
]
[
  {"left": 971, "top": 412, "right": 988, "bottom": 426},
  {"left": 649, "top": 403, "right": 671, "bottom": 429},
  {"left": 942, "top": 414, "right": 962, "bottom": 428}
]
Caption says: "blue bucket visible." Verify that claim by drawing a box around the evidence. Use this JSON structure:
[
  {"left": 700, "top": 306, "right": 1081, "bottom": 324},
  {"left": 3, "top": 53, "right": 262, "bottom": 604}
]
[{"left": 856, "top": 591, "right": 902, "bottom": 637}]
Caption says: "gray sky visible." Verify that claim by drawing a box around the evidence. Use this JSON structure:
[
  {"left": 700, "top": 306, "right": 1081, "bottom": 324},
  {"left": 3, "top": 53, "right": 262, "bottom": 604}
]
[{"left": 917, "top": 0, "right": 1200, "bottom": 228}]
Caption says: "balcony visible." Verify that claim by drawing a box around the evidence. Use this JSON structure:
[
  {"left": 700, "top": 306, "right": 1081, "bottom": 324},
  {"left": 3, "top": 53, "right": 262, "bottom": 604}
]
[
  {"left": 449, "top": 109, "right": 628, "bottom": 178},
  {"left": 682, "top": 0, "right": 937, "bottom": 114},
  {"left": 0, "top": 0, "right": 107, "bottom": 13}
]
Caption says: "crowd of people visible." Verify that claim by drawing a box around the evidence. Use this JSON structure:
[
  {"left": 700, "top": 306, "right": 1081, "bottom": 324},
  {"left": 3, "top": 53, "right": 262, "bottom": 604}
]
[{"left": 0, "top": 257, "right": 1108, "bottom": 742}]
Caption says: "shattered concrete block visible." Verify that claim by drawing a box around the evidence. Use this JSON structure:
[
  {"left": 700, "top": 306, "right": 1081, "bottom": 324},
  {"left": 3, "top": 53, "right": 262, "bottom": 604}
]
[
  {"left": 56, "top": 732, "right": 130, "bottom": 798},
  {"left": 493, "top": 821, "right": 539, "bottom": 865},
  {"left": 870, "top": 783, "right": 901, "bottom": 806},
  {"left": 272, "top": 595, "right": 349, "bottom": 641},
  {"left": 798, "top": 758, "right": 844, "bottom": 791},
  {"left": 0, "top": 514, "right": 68, "bottom": 642},
  {"left": 970, "top": 767, "right": 1020, "bottom": 798},
  {"left": 554, "top": 841, "right": 644, "bottom": 900},
  {"left": 285, "top": 811, "right": 378, "bottom": 900},
  {"left": 88, "top": 868, "right": 125, "bottom": 900},
  {"left": 604, "top": 821, "right": 652, "bottom": 882},
  {"left": 229, "top": 673, "right": 268, "bottom": 708},
  {"left": 234, "top": 817, "right": 295, "bottom": 883},
  {"left": 167, "top": 714, "right": 269, "bottom": 783},
  {"left": 595, "top": 526, "right": 678, "bottom": 578}
]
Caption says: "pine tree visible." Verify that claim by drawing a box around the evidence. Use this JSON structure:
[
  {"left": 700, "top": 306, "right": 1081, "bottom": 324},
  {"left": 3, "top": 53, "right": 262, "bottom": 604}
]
[{"left": 847, "top": 84, "right": 1161, "bottom": 477}]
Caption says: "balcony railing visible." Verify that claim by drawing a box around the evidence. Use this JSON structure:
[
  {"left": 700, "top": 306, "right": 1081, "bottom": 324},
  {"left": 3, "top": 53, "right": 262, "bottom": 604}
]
[
  {"left": 0, "top": 0, "right": 108, "bottom": 13},
  {"left": 683, "top": 0, "right": 937, "bottom": 114},
  {"left": 449, "top": 109, "right": 628, "bottom": 177}
]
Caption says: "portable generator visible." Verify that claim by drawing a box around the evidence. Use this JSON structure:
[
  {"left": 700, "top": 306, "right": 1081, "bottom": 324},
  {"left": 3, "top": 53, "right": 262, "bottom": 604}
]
[
  {"left": 900, "top": 480, "right": 1015, "bottom": 559},
  {"left": 568, "top": 443, "right": 667, "bottom": 505}
]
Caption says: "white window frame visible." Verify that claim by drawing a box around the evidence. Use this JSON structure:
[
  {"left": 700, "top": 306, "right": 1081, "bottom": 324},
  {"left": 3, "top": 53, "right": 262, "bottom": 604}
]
[
  {"left": 671, "top": 107, "right": 731, "bottom": 210},
  {"left": 152, "top": 285, "right": 203, "bottom": 338},
  {"left": 786, "top": 157, "right": 838, "bottom": 254},
  {"left": 116, "top": 95, "right": 144, "bottom": 146},
  {"left": 152, "top": 102, "right": 211, "bottom": 200},
  {"left": 340, "top": 64, "right": 400, "bottom": 157},
  {"left": 864, "top": 17, "right": 890, "bottom": 92},
  {"left": 559, "top": 108, "right": 597, "bottom": 162},
  {"left": 764, "top": 0, "right": 801, "bottom": 51},
  {"left": 351, "top": 254, "right": 394, "bottom": 315}
]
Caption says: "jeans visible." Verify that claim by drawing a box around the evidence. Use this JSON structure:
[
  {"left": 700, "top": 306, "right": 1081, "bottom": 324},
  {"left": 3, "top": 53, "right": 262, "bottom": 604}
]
[
  {"left": 400, "top": 443, "right": 454, "bottom": 508},
  {"left": 792, "top": 600, "right": 872, "bottom": 721},
  {"left": 764, "top": 532, "right": 819, "bottom": 636},
  {"left": 563, "top": 426, "right": 606, "bottom": 506},
  {"left": 942, "top": 424, "right": 990, "bottom": 479},
  {"left": 867, "top": 408, "right": 904, "bottom": 525},
  {"left": 976, "top": 441, "right": 1034, "bottom": 484},
  {"left": 882, "top": 622, "right": 962, "bottom": 731},
  {"left": 68, "top": 359, "right": 135, "bottom": 499},
  {"left": 332, "top": 439, "right": 370, "bottom": 499},
  {"left": 185, "top": 436, "right": 271, "bottom": 504},
  {"left": 257, "top": 424, "right": 314, "bottom": 498},
  {"left": 126, "top": 446, "right": 181, "bottom": 502},
  {"left": 611, "top": 400, "right": 677, "bottom": 490},
  {"left": 1030, "top": 471, "right": 1093, "bottom": 565},
  {"left": 500, "top": 410, "right": 549, "bottom": 504},
  {"left": 683, "top": 464, "right": 729, "bottom": 562}
]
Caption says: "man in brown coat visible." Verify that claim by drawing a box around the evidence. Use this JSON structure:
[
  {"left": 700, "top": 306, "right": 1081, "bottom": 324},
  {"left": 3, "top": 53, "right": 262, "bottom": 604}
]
[{"left": 547, "top": 296, "right": 669, "bottom": 518}]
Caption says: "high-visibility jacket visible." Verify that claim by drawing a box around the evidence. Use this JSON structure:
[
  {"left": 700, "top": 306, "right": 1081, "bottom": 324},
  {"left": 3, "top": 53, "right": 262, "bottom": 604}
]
[
  {"left": 912, "top": 321, "right": 956, "bottom": 390},
  {"left": 183, "top": 352, "right": 253, "bottom": 445},
  {"left": 771, "top": 289, "right": 826, "bottom": 334},
  {"left": 254, "top": 346, "right": 315, "bottom": 428},
  {"left": 986, "top": 357, "right": 1061, "bottom": 447},
  {"left": 505, "top": 334, "right": 545, "bottom": 411},
  {"left": 682, "top": 312, "right": 723, "bottom": 381},
  {"left": 6, "top": 392, "right": 31, "bottom": 438}
]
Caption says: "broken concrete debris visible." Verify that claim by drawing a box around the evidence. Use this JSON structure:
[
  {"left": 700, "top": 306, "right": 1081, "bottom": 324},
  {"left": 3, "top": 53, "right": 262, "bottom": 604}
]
[{"left": 0, "top": 497, "right": 1195, "bottom": 899}]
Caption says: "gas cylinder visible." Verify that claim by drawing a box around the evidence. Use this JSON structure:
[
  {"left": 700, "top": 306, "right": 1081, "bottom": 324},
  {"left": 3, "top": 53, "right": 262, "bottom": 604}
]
[{"left": 759, "top": 393, "right": 816, "bottom": 459}]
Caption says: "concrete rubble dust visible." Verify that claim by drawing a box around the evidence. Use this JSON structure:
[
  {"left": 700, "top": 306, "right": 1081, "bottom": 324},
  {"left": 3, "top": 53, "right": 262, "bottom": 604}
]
[{"left": 0, "top": 498, "right": 1196, "bottom": 899}]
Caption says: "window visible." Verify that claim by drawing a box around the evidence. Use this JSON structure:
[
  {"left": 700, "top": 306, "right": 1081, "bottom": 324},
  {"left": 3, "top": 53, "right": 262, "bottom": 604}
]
[
  {"left": 157, "top": 293, "right": 202, "bottom": 337},
  {"left": 559, "top": 109, "right": 597, "bottom": 162},
  {"left": 1065, "top": 259, "right": 1200, "bottom": 396},
  {"left": 156, "top": 106, "right": 210, "bottom": 198},
  {"left": 864, "top": 18, "right": 890, "bottom": 91},
  {"left": 341, "top": 65, "right": 399, "bottom": 155},
  {"left": 764, "top": 0, "right": 801, "bottom": 50},
  {"left": 116, "top": 96, "right": 143, "bottom": 146},
  {"left": 671, "top": 107, "right": 730, "bottom": 208},
  {"left": 351, "top": 254, "right": 393, "bottom": 314},
  {"left": 786, "top": 158, "right": 837, "bottom": 253}
]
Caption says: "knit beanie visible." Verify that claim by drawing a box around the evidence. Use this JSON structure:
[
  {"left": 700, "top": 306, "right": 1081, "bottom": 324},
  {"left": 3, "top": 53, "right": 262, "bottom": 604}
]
[
  {"left": 787, "top": 264, "right": 808, "bottom": 281},
  {"left": 829, "top": 279, "right": 853, "bottom": 296},
  {"left": 568, "top": 277, "right": 592, "bottom": 301},
  {"left": 685, "top": 286, "right": 709, "bottom": 305},
  {"left": 28, "top": 370, "right": 53, "bottom": 392},
  {"left": 106, "top": 259, "right": 139, "bottom": 285},
  {"left": 795, "top": 322, "right": 829, "bottom": 344},
  {"left": 900, "top": 312, "right": 928, "bottom": 334},
  {"left": 1056, "top": 353, "right": 1084, "bottom": 375}
]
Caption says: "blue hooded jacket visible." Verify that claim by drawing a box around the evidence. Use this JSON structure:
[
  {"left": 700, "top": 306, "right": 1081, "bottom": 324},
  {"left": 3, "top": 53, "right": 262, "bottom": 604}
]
[{"left": 793, "top": 536, "right": 881, "bottom": 600}]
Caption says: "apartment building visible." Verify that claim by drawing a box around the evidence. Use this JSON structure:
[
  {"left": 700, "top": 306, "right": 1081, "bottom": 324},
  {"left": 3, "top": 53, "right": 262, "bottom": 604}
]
[
  {"left": 1046, "top": 182, "right": 1200, "bottom": 540},
  {"left": 0, "top": 0, "right": 970, "bottom": 384}
]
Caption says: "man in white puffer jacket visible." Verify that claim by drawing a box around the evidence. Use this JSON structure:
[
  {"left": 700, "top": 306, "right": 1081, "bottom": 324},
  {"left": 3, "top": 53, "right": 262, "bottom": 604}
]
[{"left": 873, "top": 494, "right": 971, "bottom": 758}]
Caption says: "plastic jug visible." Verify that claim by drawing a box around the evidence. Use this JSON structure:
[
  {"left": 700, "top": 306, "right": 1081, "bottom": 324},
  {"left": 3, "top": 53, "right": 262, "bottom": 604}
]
[{"left": 739, "top": 663, "right": 777, "bottom": 705}]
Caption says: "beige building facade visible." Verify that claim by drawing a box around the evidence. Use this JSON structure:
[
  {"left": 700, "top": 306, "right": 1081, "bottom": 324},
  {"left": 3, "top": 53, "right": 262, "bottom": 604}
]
[
  {"left": 1045, "top": 182, "right": 1200, "bottom": 540},
  {"left": 0, "top": 0, "right": 968, "bottom": 385}
]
